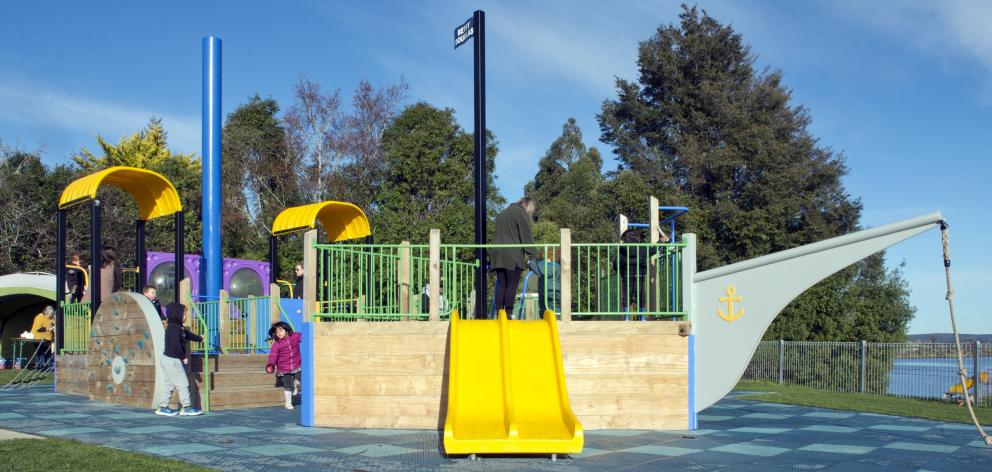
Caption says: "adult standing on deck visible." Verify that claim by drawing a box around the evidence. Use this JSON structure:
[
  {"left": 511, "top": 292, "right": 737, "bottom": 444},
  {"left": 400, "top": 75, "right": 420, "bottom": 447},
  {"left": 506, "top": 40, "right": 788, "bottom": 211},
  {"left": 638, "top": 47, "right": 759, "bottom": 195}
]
[
  {"left": 100, "top": 246, "right": 122, "bottom": 301},
  {"left": 490, "top": 197, "right": 536, "bottom": 319}
]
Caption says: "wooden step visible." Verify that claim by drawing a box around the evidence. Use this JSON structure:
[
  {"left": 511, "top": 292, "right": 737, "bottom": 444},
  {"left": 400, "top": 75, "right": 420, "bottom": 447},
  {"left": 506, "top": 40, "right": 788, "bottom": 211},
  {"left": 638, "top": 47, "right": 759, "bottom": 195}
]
[
  {"left": 189, "top": 353, "right": 270, "bottom": 373},
  {"left": 199, "top": 385, "right": 288, "bottom": 410}
]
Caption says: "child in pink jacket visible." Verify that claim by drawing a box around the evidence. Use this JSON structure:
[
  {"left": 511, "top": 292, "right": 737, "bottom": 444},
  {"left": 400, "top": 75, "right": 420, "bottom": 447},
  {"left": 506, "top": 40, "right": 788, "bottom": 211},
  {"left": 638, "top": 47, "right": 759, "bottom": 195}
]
[{"left": 266, "top": 321, "right": 302, "bottom": 409}]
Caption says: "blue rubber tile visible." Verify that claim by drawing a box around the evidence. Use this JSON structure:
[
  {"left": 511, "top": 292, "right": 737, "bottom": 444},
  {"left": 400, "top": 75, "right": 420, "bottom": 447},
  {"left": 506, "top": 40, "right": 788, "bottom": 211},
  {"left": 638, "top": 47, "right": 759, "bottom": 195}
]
[
  {"left": 572, "top": 447, "right": 612, "bottom": 458},
  {"left": 41, "top": 401, "right": 78, "bottom": 406},
  {"left": 0, "top": 412, "right": 25, "bottom": 419},
  {"left": 937, "top": 423, "right": 979, "bottom": 430},
  {"left": 620, "top": 445, "right": 702, "bottom": 456},
  {"left": 728, "top": 427, "right": 792, "bottom": 434},
  {"left": 118, "top": 425, "right": 185, "bottom": 434},
  {"left": 882, "top": 441, "right": 960, "bottom": 453},
  {"left": 0, "top": 400, "right": 21, "bottom": 405},
  {"left": 196, "top": 426, "right": 263, "bottom": 434},
  {"left": 142, "top": 443, "right": 225, "bottom": 456},
  {"left": 276, "top": 425, "right": 344, "bottom": 435},
  {"left": 966, "top": 440, "right": 990, "bottom": 448},
  {"left": 867, "top": 424, "right": 931, "bottom": 432},
  {"left": 801, "top": 425, "right": 862, "bottom": 434},
  {"left": 102, "top": 412, "right": 155, "bottom": 420},
  {"left": 38, "top": 427, "right": 106, "bottom": 436},
  {"left": 741, "top": 412, "right": 793, "bottom": 420},
  {"left": 710, "top": 442, "right": 791, "bottom": 457},
  {"left": 799, "top": 443, "right": 877, "bottom": 455},
  {"left": 333, "top": 444, "right": 422, "bottom": 457},
  {"left": 585, "top": 429, "right": 651, "bottom": 437},
  {"left": 35, "top": 413, "right": 90, "bottom": 419},
  {"left": 351, "top": 428, "right": 422, "bottom": 436},
  {"left": 241, "top": 444, "right": 326, "bottom": 456},
  {"left": 801, "top": 412, "right": 856, "bottom": 419},
  {"left": 697, "top": 414, "right": 735, "bottom": 421}
]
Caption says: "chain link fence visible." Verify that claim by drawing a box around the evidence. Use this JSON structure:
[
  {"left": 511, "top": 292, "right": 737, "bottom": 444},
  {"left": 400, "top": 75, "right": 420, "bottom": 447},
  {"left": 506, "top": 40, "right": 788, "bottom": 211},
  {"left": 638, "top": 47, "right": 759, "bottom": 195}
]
[{"left": 743, "top": 340, "right": 991, "bottom": 407}]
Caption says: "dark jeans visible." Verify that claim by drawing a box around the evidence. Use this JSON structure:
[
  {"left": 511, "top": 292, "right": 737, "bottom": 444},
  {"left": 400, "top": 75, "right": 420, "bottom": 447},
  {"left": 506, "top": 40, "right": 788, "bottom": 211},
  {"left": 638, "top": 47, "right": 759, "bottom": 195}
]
[
  {"left": 34, "top": 341, "right": 52, "bottom": 369},
  {"left": 493, "top": 268, "right": 523, "bottom": 317},
  {"left": 620, "top": 275, "right": 648, "bottom": 311}
]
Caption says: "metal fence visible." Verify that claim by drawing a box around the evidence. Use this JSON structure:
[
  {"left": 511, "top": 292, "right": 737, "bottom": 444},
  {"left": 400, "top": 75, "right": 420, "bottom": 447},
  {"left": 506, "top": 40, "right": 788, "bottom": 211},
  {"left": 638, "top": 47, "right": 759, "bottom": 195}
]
[
  {"left": 743, "top": 340, "right": 992, "bottom": 407},
  {"left": 60, "top": 301, "right": 91, "bottom": 353}
]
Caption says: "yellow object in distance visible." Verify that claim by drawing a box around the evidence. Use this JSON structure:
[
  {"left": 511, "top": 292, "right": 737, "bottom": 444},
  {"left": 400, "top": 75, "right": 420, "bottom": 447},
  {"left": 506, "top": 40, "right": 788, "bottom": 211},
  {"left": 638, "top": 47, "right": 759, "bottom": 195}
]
[
  {"left": 58, "top": 166, "right": 182, "bottom": 220},
  {"left": 271, "top": 201, "right": 371, "bottom": 242}
]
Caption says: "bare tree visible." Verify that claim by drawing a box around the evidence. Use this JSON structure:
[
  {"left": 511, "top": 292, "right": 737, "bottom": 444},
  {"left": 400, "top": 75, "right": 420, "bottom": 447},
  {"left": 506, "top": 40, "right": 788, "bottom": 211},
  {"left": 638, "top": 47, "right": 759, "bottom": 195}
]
[{"left": 284, "top": 77, "right": 343, "bottom": 201}]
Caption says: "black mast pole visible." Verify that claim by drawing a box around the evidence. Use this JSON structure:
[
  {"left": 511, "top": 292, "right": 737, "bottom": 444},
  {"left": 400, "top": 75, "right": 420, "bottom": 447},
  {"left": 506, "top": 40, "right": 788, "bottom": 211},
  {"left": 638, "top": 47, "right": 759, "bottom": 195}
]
[
  {"left": 55, "top": 208, "right": 66, "bottom": 353},
  {"left": 472, "top": 10, "right": 487, "bottom": 320},
  {"left": 90, "top": 200, "right": 102, "bottom": 317}
]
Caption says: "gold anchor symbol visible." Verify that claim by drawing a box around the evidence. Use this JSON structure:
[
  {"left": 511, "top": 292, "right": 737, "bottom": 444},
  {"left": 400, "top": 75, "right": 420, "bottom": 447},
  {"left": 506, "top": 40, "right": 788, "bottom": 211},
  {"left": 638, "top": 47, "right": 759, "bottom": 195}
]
[{"left": 717, "top": 286, "right": 744, "bottom": 323}]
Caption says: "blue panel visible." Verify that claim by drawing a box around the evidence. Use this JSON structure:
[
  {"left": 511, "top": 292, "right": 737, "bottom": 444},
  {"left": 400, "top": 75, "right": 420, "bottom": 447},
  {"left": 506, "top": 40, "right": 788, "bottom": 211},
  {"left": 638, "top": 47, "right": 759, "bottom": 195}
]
[
  {"left": 280, "top": 298, "right": 304, "bottom": 328},
  {"left": 201, "top": 36, "right": 222, "bottom": 300},
  {"left": 300, "top": 321, "right": 315, "bottom": 427}
]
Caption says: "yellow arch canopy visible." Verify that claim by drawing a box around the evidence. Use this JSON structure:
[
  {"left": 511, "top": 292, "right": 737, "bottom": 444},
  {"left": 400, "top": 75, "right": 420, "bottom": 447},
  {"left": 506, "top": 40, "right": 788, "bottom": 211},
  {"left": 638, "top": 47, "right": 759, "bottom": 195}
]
[
  {"left": 59, "top": 166, "right": 182, "bottom": 220},
  {"left": 272, "top": 201, "right": 371, "bottom": 242}
]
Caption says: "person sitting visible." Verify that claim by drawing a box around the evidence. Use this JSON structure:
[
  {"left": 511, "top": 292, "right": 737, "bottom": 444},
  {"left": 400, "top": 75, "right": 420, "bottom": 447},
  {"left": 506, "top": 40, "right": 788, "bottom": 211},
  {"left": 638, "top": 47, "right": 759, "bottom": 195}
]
[{"left": 29, "top": 306, "right": 55, "bottom": 369}]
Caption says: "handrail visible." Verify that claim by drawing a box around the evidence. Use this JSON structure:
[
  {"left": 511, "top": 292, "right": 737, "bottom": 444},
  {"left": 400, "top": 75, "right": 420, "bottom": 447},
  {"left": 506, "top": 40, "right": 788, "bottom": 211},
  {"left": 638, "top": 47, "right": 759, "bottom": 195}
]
[
  {"left": 186, "top": 289, "right": 211, "bottom": 412},
  {"left": 64, "top": 264, "right": 89, "bottom": 295},
  {"left": 274, "top": 301, "right": 296, "bottom": 332},
  {"left": 276, "top": 279, "right": 294, "bottom": 299}
]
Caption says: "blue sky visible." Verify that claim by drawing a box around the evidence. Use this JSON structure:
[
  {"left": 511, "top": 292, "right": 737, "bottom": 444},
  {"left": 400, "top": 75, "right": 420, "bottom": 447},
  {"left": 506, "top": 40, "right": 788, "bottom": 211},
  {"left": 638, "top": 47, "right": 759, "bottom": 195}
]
[{"left": 1, "top": 1, "right": 988, "bottom": 335}]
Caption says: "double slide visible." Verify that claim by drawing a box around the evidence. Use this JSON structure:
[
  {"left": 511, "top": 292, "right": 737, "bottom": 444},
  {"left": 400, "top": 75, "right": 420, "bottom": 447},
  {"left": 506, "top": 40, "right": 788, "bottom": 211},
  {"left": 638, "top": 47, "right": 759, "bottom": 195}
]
[{"left": 443, "top": 309, "right": 583, "bottom": 455}]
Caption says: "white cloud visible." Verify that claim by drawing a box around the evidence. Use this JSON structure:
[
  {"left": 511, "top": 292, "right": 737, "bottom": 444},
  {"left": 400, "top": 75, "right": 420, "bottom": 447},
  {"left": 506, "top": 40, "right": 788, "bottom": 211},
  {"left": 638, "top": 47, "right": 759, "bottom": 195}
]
[
  {"left": 0, "top": 78, "right": 199, "bottom": 155},
  {"left": 827, "top": 0, "right": 992, "bottom": 104}
]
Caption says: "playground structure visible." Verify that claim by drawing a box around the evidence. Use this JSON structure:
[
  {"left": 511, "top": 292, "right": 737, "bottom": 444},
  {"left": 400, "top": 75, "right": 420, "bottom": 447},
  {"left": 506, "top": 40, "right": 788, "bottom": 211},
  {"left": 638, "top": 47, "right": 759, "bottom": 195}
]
[{"left": 36, "top": 32, "right": 988, "bottom": 459}]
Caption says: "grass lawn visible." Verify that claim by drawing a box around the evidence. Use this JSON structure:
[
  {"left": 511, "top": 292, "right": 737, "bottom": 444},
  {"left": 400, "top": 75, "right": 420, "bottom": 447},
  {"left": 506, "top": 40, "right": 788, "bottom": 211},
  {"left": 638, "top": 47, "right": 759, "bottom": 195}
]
[
  {"left": 735, "top": 380, "right": 992, "bottom": 425},
  {"left": 0, "top": 369, "right": 53, "bottom": 385},
  {"left": 0, "top": 438, "right": 214, "bottom": 471}
]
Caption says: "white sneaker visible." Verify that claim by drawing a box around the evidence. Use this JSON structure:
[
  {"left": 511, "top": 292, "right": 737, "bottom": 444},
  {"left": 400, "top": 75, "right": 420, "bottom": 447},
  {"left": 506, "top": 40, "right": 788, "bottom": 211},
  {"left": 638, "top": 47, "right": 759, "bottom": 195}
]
[{"left": 285, "top": 401, "right": 294, "bottom": 410}]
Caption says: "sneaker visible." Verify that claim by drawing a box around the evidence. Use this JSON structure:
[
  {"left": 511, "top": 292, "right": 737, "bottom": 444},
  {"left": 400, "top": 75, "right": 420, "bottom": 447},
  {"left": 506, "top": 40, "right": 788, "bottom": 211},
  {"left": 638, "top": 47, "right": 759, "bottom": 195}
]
[
  {"left": 285, "top": 401, "right": 294, "bottom": 410},
  {"left": 155, "top": 407, "right": 179, "bottom": 417},
  {"left": 179, "top": 407, "right": 203, "bottom": 416}
]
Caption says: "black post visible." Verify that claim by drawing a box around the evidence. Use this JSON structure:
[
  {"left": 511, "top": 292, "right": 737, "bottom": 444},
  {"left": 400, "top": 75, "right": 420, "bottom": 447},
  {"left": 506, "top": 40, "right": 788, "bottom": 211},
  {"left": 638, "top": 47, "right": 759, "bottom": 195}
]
[
  {"left": 55, "top": 208, "right": 66, "bottom": 353},
  {"left": 174, "top": 211, "right": 185, "bottom": 305},
  {"left": 90, "top": 200, "right": 102, "bottom": 317},
  {"left": 135, "top": 219, "right": 147, "bottom": 289},
  {"left": 269, "top": 235, "right": 278, "bottom": 286},
  {"left": 472, "top": 9, "right": 487, "bottom": 319}
]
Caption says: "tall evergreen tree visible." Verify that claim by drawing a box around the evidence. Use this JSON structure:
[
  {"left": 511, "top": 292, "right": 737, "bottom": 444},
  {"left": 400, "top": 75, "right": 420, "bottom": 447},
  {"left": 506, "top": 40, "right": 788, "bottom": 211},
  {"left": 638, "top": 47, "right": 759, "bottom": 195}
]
[
  {"left": 597, "top": 6, "right": 913, "bottom": 341},
  {"left": 525, "top": 118, "right": 613, "bottom": 242},
  {"left": 373, "top": 103, "right": 503, "bottom": 245}
]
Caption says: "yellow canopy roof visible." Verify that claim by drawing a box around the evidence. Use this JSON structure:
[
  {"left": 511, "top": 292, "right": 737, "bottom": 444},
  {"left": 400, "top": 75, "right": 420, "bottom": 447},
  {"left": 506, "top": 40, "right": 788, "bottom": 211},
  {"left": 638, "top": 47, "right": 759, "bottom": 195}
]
[
  {"left": 59, "top": 166, "right": 182, "bottom": 220},
  {"left": 271, "top": 201, "right": 371, "bottom": 242}
]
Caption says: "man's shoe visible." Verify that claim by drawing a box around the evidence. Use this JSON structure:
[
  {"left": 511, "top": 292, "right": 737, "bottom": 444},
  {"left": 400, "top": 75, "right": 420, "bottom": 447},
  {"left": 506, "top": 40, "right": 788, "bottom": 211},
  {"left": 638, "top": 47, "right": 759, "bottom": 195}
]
[
  {"left": 155, "top": 407, "right": 179, "bottom": 417},
  {"left": 179, "top": 407, "right": 203, "bottom": 416}
]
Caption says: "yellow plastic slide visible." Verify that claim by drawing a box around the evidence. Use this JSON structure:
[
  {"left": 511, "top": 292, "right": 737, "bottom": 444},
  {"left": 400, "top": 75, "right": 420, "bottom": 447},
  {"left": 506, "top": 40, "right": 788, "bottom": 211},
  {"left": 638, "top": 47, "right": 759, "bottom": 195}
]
[{"left": 443, "top": 309, "right": 583, "bottom": 455}]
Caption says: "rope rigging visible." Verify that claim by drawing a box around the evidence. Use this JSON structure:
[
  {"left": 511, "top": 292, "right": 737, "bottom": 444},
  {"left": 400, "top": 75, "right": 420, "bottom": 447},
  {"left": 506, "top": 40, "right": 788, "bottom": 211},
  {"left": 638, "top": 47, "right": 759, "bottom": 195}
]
[{"left": 939, "top": 220, "right": 991, "bottom": 447}]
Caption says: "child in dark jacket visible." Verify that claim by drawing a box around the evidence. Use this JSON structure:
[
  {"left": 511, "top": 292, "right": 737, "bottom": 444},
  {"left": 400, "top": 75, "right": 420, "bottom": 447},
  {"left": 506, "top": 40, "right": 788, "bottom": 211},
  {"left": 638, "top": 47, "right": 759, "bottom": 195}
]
[
  {"left": 154, "top": 303, "right": 204, "bottom": 416},
  {"left": 267, "top": 321, "right": 302, "bottom": 410}
]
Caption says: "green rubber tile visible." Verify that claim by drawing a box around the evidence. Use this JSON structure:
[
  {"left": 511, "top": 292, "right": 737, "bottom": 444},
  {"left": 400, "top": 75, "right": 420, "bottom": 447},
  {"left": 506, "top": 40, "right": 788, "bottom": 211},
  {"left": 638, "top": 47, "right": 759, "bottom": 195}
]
[
  {"left": 710, "top": 442, "right": 790, "bottom": 457},
  {"left": 142, "top": 443, "right": 225, "bottom": 456},
  {"left": 242, "top": 444, "right": 326, "bottom": 456},
  {"left": 196, "top": 426, "right": 263, "bottom": 434},
  {"left": 883, "top": 442, "right": 960, "bottom": 453},
  {"left": 799, "top": 443, "right": 876, "bottom": 455},
  {"left": 333, "top": 444, "right": 421, "bottom": 457},
  {"left": 620, "top": 445, "right": 701, "bottom": 456}
]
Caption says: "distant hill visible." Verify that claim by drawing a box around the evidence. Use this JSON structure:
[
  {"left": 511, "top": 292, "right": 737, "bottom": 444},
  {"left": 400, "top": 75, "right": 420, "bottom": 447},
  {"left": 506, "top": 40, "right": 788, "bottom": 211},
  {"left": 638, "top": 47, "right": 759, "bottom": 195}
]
[{"left": 908, "top": 333, "right": 992, "bottom": 343}]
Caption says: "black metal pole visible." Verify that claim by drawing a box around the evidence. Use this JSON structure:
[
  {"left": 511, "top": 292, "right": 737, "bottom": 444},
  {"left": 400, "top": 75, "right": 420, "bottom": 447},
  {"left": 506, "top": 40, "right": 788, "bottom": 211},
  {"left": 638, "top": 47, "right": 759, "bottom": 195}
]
[
  {"left": 135, "top": 219, "right": 147, "bottom": 290},
  {"left": 174, "top": 211, "right": 185, "bottom": 305},
  {"left": 90, "top": 200, "right": 102, "bottom": 317},
  {"left": 269, "top": 235, "right": 279, "bottom": 285},
  {"left": 472, "top": 9, "right": 487, "bottom": 319},
  {"left": 55, "top": 208, "right": 66, "bottom": 353}
]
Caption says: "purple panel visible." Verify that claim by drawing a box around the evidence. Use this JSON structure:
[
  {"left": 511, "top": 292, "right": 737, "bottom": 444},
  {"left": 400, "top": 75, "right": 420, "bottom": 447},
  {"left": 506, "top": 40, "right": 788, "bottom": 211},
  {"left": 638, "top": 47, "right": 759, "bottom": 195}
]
[{"left": 146, "top": 252, "right": 269, "bottom": 297}]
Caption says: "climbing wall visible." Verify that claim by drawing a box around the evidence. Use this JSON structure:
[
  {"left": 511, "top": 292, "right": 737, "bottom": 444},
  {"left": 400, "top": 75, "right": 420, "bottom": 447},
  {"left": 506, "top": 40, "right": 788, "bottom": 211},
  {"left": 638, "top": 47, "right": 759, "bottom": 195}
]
[{"left": 87, "top": 292, "right": 165, "bottom": 408}]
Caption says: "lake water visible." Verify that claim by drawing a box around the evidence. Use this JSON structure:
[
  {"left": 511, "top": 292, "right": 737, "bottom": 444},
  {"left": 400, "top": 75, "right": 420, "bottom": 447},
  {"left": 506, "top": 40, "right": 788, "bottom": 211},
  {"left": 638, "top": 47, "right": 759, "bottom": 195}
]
[{"left": 886, "top": 356, "right": 992, "bottom": 401}]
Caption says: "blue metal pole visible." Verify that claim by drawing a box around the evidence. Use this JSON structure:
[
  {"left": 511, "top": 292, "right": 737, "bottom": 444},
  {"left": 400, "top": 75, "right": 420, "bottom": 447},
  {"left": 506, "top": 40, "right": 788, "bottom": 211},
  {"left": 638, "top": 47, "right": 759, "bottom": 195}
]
[{"left": 202, "top": 36, "right": 222, "bottom": 306}]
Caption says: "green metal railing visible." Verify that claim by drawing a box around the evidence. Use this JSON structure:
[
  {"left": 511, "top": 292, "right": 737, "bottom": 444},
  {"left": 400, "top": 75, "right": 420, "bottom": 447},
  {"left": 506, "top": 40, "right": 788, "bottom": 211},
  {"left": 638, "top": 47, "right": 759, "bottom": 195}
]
[
  {"left": 186, "top": 290, "right": 211, "bottom": 412},
  {"left": 572, "top": 242, "right": 687, "bottom": 319},
  {"left": 60, "top": 301, "right": 91, "bottom": 353},
  {"left": 122, "top": 267, "right": 139, "bottom": 292},
  {"left": 190, "top": 298, "right": 219, "bottom": 353},
  {"left": 226, "top": 295, "right": 270, "bottom": 351},
  {"left": 311, "top": 240, "right": 687, "bottom": 322},
  {"left": 314, "top": 243, "right": 435, "bottom": 321}
]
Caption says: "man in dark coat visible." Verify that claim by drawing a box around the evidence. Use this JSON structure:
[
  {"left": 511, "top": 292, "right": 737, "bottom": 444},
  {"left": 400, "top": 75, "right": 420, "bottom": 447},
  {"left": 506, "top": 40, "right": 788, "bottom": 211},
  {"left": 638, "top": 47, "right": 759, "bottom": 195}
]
[{"left": 490, "top": 197, "right": 536, "bottom": 319}]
